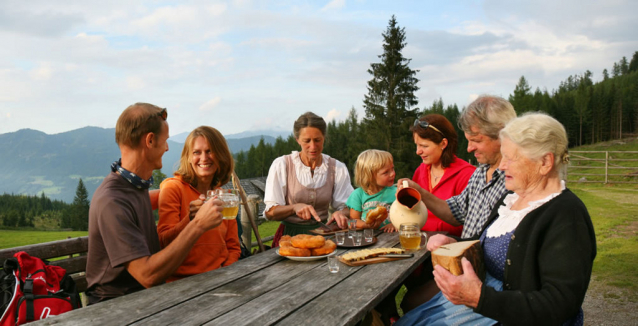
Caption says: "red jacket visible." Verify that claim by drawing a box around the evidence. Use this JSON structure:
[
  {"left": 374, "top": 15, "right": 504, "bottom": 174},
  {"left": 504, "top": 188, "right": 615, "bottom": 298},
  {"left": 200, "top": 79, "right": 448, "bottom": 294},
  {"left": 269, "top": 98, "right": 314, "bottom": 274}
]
[
  {"left": 412, "top": 157, "right": 475, "bottom": 236},
  {"left": 157, "top": 176, "right": 241, "bottom": 282}
]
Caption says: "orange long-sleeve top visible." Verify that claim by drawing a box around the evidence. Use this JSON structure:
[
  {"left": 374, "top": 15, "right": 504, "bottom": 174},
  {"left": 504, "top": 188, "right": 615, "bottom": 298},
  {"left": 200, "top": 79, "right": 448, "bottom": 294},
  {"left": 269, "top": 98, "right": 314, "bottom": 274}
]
[{"left": 157, "top": 176, "right": 241, "bottom": 282}]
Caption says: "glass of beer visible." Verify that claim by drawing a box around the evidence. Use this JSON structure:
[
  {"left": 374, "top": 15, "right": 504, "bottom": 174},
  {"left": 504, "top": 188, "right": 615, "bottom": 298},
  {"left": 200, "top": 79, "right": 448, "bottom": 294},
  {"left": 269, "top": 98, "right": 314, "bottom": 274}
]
[
  {"left": 207, "top": 189, "right": 240, "bottom": 220},
  {"left": 399, "top": 223, "right": 427, "bottom": 252}
]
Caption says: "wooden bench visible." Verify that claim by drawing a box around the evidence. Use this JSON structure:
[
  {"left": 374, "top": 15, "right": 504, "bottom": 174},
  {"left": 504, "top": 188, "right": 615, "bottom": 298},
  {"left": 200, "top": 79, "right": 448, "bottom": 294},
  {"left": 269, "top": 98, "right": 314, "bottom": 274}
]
[{"left": 0, "top": 236, "right": 89, "bottom": 304}]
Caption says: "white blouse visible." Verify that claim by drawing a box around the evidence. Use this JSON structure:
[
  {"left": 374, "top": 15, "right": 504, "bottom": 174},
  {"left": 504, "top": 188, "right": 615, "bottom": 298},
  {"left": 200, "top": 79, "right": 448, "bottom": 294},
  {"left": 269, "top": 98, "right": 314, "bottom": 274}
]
[
  {"left": 486, "top": 181, "right": 566, "bottom": 238},
  {"left": 263, "top": 151, "right": 354, "bottom": 216}
]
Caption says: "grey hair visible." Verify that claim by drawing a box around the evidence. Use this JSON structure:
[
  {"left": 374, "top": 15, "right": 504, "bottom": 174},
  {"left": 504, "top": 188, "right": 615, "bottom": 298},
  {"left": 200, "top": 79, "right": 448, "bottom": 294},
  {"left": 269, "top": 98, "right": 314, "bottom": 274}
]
[
  {"left": 459, "top": 95, "right": 516, "bottom": 139},
  {"left": 500, "top": 112, "right": 570, "bottom": 179}
]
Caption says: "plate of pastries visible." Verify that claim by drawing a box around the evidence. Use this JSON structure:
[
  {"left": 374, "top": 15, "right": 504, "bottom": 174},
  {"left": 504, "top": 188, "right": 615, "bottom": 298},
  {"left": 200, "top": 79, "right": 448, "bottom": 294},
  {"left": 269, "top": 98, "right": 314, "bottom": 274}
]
[{"left": 276, "top": 234, "right": 337, "bottom": 261}]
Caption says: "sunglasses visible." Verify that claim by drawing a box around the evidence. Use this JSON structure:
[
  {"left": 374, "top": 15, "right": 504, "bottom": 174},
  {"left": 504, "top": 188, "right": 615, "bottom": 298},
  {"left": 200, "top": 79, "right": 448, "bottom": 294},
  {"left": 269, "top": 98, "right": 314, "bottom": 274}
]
[
  {"left": 156, "top": 108, "right": 167, "bottom": 121},
  {"left": 413, "top": 119, "right": 444, "bottom": 136}
]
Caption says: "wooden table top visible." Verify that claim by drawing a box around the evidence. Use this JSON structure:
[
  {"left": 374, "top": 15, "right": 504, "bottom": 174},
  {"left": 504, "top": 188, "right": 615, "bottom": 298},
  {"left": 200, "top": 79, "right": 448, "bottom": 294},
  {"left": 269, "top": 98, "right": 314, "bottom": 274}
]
[{"left": 34, "top": 231, "right": 431, "bottom": 326}]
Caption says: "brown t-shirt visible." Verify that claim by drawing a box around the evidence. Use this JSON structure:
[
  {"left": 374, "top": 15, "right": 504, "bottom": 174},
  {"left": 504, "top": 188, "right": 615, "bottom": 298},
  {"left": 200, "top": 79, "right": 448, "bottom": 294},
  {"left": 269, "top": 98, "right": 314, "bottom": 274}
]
[{"left": 86, "top": 172, "right": 161, "bottom": 300}]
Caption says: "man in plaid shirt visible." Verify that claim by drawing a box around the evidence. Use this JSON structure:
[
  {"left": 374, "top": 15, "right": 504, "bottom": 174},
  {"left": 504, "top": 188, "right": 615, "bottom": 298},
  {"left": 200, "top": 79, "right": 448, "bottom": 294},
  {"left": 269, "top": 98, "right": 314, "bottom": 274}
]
[{"left": 400, "top": 95, "right": 517, "bottom": 239}]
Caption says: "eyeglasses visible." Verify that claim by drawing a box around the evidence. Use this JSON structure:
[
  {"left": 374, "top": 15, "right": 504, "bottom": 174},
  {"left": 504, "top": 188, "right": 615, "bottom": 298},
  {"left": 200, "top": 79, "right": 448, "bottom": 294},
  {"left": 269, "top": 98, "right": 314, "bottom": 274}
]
[{"left": 413, "top": 119, "right": 444, "bottom": 136}]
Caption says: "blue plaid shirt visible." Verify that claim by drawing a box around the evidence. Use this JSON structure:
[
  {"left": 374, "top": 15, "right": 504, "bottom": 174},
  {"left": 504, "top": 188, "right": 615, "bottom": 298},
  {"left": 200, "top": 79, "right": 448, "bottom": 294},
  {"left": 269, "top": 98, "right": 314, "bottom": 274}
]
[{"left": 446, "top": 163, "right": 508, "bottom": 239}]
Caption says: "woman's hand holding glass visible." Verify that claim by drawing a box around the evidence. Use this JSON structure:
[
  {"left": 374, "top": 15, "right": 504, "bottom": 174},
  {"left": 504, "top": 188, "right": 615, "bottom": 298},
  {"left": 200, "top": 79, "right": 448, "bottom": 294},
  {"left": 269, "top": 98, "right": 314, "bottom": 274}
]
[
  {"left": 192, "top": 197, "right": 224, "bottom": 231},
  {"left": 433, "top": 257, "right": 482, "bottom": 308}
]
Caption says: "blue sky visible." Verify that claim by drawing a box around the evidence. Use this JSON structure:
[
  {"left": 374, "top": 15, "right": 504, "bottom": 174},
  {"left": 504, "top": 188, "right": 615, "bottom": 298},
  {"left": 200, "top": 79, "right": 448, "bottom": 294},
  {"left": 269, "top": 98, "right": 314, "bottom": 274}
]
[{"left": 1, "top": 0, "right": 636, "bottom": 138}]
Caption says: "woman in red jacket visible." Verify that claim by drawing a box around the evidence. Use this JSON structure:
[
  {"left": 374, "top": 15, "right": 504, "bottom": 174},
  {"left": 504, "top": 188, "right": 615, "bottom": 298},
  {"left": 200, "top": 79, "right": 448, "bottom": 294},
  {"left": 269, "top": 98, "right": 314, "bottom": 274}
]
[
  {"left": 411, "top": 114, "right": 475, "bottom": 236},
  {"left": 157, "top": 126, "right": 241, "bottom": 282}
]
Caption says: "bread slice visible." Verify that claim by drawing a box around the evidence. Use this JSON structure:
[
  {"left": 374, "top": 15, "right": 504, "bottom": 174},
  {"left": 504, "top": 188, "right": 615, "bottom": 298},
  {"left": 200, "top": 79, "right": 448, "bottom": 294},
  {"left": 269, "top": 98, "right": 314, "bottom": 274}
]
[{"left": 431, "top": 240, "right": 485, "bottom": 280}]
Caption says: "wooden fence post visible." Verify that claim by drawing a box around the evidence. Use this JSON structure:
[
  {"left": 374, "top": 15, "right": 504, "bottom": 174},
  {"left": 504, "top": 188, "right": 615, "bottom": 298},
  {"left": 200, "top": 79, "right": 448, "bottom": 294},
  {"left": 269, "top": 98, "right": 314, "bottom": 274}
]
[
  {"left": 605, "top": 151, "right": 609, "bottom": 184},
  {"left": 240, "top": 195, "right": 260, "bottom": 251}
]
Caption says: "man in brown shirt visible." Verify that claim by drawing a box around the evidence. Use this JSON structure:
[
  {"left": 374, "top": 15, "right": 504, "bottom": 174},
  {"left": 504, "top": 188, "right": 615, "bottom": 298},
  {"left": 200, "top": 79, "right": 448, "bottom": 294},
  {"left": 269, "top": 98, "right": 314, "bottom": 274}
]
[{"left": 86, "top": 103, "right": 225, "bottom": 304}]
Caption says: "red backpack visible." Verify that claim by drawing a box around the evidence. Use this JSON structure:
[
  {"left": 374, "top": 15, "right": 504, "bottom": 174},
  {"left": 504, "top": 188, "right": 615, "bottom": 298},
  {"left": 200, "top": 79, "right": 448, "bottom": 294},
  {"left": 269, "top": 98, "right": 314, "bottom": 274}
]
[{"left": 0, "top": 251, "right": 81, "bottom": 325}]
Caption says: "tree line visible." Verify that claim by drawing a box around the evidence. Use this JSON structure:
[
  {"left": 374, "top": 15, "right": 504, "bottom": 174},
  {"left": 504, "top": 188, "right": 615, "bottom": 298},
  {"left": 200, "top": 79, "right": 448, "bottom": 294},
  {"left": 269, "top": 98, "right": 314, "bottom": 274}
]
[{"left": 0, "top": 179, "right": 90, "bottom": 231}]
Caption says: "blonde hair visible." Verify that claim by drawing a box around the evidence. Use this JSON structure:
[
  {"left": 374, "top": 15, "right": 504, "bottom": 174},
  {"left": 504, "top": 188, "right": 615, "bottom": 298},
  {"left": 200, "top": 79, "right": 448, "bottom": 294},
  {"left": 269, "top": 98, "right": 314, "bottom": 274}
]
[
  {"left": 354, "top": 150, "right": 393, "bottom": 194},
  {"left": 500, "top": 112, "right": 569, "bottom": 179},
  {"left": 174, "top": 126, "right": 234, "bottom": 189}
]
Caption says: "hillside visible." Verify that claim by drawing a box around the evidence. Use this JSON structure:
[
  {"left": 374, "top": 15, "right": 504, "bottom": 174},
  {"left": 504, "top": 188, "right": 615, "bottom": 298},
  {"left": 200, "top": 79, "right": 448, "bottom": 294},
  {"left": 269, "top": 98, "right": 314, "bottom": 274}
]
[{"left": 0, "top": 127, "right": 280, "bottom": 203}]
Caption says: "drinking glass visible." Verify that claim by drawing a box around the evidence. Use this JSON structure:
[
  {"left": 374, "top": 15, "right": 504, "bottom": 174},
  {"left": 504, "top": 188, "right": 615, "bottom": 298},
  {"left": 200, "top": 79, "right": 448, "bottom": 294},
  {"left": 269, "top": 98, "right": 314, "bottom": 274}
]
[
  {"left": 327, "top": 255, "right": 339, "bottom": 273},
  {"left": 354, "top": 232, "right": 363, "bottom": 246},
  {"left": 335, "top": 231, "right": 346, "bottom": 245},
  {"left": 364, "top": 228, "right": 374, "bottom": 242},
  {"left": 206, "top": 189, "right": 240, "bottom": 220},
  {"left": 399, "top": 223, "right": 428, "bottom": 252},
  {"left": 348, "top": 219, "right": 357, "bottom": 238}
]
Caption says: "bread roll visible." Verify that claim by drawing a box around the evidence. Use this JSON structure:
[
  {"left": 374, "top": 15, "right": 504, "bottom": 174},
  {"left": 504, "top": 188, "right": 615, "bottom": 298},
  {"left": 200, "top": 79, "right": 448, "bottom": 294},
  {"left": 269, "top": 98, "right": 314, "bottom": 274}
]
[
  {"left": 365, "top": 206, "right": 388, "bottom": 225},
  {"left": 431, "top": 240, "right": 485, "bottom": 281}
]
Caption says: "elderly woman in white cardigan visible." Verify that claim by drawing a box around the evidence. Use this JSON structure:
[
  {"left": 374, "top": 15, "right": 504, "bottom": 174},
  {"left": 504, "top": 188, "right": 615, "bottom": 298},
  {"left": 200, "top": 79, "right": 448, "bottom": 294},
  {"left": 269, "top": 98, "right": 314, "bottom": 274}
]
[{"left": 396, "top": 112, "right": 596, "bottom": 326}]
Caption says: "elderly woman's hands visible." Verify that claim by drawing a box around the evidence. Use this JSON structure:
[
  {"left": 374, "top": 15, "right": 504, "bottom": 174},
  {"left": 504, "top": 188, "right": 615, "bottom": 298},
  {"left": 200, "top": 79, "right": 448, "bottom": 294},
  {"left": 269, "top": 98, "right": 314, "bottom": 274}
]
[
  {"left": 426, "top": 234, "right": 457, "bottom": 251},
  {"left": 433, "top": 257, "right": 483, "bottom": 308}
]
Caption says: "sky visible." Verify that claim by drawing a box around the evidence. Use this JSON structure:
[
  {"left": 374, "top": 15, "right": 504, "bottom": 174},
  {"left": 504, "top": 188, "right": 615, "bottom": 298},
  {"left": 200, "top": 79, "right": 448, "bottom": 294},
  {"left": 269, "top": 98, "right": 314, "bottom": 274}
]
[{"left": 1, "top": 0, "right": 637, "bottom": 137}]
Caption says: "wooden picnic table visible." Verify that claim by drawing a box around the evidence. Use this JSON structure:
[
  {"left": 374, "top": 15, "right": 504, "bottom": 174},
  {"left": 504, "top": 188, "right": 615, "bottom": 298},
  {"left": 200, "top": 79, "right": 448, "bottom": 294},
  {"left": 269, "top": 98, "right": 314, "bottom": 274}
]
[{"left": 34, "top": 231, "right": 431, "bottom": 326}]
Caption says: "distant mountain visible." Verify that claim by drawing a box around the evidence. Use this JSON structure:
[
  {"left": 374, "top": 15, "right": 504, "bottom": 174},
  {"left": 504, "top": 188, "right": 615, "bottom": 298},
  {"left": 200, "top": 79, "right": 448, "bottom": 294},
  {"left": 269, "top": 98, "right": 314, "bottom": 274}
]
[
  {"left": 0, "top": 127, "right": 283, "bottom": 203},
  {"left": 171, "top": 129, "right": 292, "bottom": 144}
]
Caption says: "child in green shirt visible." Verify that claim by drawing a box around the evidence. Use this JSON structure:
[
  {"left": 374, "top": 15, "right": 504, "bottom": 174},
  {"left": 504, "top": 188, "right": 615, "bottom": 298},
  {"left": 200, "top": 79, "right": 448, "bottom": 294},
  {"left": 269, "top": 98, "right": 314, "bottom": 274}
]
[{"left": 346, "top": 149, "right": 397, "bottom": 232}]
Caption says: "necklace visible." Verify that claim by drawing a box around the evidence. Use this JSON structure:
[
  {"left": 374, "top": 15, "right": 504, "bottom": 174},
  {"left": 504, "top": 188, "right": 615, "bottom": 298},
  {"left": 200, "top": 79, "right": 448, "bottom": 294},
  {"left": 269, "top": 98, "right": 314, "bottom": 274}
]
[{"left": 430, "top": 168, "right": 444, "bottom": 188}]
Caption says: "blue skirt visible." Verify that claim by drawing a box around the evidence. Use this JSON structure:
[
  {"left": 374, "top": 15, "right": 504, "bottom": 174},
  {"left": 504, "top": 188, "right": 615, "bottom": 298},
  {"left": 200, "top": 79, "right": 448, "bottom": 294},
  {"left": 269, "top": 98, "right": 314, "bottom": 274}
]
[{"left": 395, "top": 273, "right": 502, "bottom": 326}]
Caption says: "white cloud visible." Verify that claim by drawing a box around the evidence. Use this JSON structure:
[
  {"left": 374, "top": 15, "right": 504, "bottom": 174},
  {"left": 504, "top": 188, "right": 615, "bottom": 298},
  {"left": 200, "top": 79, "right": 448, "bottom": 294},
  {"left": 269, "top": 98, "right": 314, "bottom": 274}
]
[
  {"left": 29, "top": 63, "right": 54, "bottom": 81},
  {"left": 325, "top": 109, "right": 342, "bottom": 122},
  {"left": 321, "top": 0, "right": 346, "bottom": 12},
  {"left": 126, "top": 76, "right": 146, "bottom": 90},
  {"left": 199, "top": 97, "right": 222, "bottom": 112}
]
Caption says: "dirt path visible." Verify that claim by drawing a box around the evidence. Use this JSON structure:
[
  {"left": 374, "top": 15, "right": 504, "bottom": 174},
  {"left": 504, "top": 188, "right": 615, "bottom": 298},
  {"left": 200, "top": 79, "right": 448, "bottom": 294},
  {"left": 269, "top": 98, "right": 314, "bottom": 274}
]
[{"left": 583, "top": 278, "right": 638, "bottom": 326}]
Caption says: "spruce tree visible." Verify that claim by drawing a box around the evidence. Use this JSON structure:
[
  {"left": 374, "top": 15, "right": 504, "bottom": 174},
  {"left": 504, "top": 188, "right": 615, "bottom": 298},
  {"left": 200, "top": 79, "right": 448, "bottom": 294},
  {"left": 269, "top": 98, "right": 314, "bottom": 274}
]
[
  {"left": 151, "top": 169, "right": 166, "bottom": 190},
  {"left": 66, "top": 179, "right": 90, "bottom": 231},
  {"left": 363, "top": 15, "right": 420, "bottom": 178}
]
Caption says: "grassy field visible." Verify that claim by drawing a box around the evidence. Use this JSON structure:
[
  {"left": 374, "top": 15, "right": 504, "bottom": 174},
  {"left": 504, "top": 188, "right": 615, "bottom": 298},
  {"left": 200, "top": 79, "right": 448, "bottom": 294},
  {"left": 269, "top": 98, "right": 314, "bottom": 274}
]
[{"left": 0, "top": 230, "right": 88, "bottom": 249}]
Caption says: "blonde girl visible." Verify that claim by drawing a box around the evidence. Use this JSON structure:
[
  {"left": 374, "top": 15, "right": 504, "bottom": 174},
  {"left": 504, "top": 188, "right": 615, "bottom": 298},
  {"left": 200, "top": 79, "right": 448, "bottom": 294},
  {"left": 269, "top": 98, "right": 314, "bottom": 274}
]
[{"left": 346, "top": 149, "right": 397, "bottom": 232}]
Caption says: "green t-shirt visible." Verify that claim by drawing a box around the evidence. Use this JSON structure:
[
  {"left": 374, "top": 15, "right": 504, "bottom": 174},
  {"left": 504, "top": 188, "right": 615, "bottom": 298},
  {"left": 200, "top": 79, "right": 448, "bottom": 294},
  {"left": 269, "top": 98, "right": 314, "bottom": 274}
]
[{"left": 346, "top": 186, "right": 396, "bottom": 227}]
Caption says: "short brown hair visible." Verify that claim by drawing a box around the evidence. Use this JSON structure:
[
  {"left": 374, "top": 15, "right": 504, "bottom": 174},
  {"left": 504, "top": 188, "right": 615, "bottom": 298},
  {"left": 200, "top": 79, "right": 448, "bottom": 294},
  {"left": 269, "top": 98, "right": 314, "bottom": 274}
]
[
  {"left": 174, "top": 126, "right": 234, "bottom": 189},
  {"left": 293, "top": 112, "right": 326, "bottom": 139},
  {"left": 115, "top": 103, "right": 166, "bottom": 148},
  {"left": 410, "top": 114, "right": 458, "bottom": 168},
  {"left": 458, "top": 95, "right": 516, "bottom": 139}
]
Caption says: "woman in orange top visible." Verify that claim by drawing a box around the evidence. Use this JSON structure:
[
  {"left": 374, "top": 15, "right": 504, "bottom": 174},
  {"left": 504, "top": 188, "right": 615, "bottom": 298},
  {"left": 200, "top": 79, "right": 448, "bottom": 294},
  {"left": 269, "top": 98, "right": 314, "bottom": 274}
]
[{"left": 157, "top": 126, "right": 240, "bottom": 282}]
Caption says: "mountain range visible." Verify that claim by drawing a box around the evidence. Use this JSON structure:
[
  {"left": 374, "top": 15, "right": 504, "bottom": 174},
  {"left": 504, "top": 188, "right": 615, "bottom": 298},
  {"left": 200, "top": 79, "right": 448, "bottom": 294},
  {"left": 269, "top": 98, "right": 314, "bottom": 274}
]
[{"left": 0, "top": 127, "right": 291, "bottom": 203}]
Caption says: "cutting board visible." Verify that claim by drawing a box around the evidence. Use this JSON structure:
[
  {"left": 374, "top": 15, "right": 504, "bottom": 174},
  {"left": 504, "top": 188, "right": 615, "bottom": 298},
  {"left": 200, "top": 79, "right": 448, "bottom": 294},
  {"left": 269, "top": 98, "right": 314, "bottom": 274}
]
[{"left": 337, "top": 256, "right": 410, "bottom": 266}]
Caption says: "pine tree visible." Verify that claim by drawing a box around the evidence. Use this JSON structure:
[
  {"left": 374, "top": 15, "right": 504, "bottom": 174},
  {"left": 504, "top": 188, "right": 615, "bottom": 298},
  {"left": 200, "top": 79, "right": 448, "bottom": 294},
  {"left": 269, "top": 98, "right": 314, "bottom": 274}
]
[
  {"left": 629, "top": 51, "right": 638, "bottom": 73},
  {"left": 64, "top": 179, "right": 90, "bottom": 231},
  {"left": 620, "top": 56, "right": 629, "bottom": 75},
  {"left": 362, "top": 15, "right": 420, "bottom": 179},
  {"left": 151, "top": 169, "right": 166, "bottom": 190},
  {"left": 509, "top": 76, "right": 533, "bottom": 113}
]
